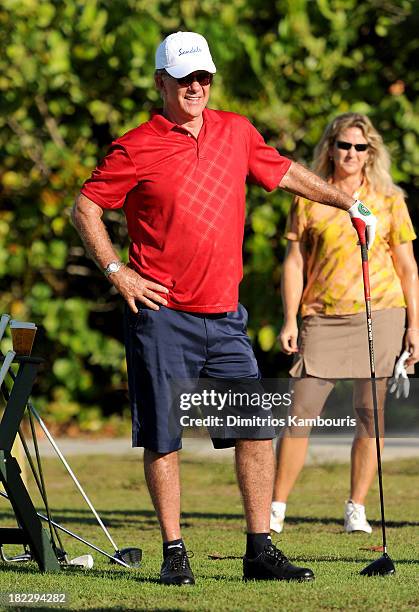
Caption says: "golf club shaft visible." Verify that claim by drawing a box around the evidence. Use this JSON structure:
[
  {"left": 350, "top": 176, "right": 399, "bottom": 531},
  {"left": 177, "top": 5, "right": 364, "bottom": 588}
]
[
  {"left": 28, "top": 405, "right": 120, "bottom": 552},
  {"left": 0, "top": 351, "right": 15, "bottom": 388},
  {"left": 0, "top": 362, "right": 66, "bottom": 555},
  {"left": 0, "top": 314, "right": 10, "bottom": 341},
  {"left": 18, "top": 428, "right": 66, "bottom": 555},
  {"left": 0, "top": 491, "right": 130, "bottom": 568},
  {"left": 0, "top": 318, "right": 128, "bottom": 564},
  {"left": 0, "top": 348, "right": 67, "bottom": 555},
  {"left": 0, "top": 346, "right": 120, "bottom": 555},
  {"left": 358, "top": 239, "right": 387, "bottom": 553},
  {"left": 28, "top": 408, "right": 60, "bottom": 552}
]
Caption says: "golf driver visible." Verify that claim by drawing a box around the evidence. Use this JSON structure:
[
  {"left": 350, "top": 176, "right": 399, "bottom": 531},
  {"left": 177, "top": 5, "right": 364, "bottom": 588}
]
[{"left": 352, "top": 218, "right": 395, "bottom": 577}]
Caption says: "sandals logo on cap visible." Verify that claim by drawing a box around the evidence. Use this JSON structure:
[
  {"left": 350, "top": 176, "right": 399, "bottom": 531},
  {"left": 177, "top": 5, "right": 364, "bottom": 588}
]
[
  {"left": 179, "top": 46, "right": 202, "bottom": 56},
  {"left": 358, "top": 203, "right": 371, "bottom": 216}
]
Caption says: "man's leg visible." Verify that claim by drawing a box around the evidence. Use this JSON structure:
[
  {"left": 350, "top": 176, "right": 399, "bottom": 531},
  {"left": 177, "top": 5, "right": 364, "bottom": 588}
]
[
  {"left": 144, "top": 448, "right": 194, "bottom": 585},
  {"left": 235, "top": 439, "right": 273, "bottom": 533},
  {"left": 124, "top": 306, "right": 207, "bottom": 585},
  {"left": 203, "top": 306, "right": 314, "bottom": 581},
  {"left": 236, "top": 437, "right": 314, "bottom": 581},
  {"left": 143, "top": 449, "right": 181, "bottom": 541}
]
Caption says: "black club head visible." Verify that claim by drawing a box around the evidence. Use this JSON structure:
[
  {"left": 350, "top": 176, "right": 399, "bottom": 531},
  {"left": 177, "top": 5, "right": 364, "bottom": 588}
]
[
  {"left": 360, "top": 553, "right": 395, "bottom": 577},
  {"left": 111, "top": 547, "right": 142, "bottom": 568}
]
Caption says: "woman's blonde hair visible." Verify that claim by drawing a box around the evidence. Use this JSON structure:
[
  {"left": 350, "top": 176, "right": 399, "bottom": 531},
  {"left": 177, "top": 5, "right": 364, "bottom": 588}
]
[{"left": 313, "top": 112, "right": 402, "bottom": 196}]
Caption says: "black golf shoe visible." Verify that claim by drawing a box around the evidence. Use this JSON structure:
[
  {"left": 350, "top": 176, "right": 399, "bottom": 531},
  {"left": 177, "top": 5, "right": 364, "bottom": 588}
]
[
  {"left": 160, "top": 550, "right": 195, "bottom": 586},
  {"left": 243, "top": 542, "right": 314, "bottom": 582}
]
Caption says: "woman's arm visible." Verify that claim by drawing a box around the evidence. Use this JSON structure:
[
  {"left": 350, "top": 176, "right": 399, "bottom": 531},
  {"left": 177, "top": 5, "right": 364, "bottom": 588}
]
[
  {"left": 391, "top": 241, "right": 419, "bottom": 366},
  {"left": 278, "top": 240, "right": 305, "bottom": 355}
]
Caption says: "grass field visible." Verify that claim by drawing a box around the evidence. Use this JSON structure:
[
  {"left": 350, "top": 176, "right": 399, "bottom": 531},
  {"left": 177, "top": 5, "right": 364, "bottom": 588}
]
[{"left": 0, "top": 451, "right": 418, "bottom": 611}]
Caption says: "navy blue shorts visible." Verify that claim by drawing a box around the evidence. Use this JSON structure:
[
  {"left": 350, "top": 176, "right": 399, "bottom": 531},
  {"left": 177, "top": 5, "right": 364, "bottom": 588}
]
[{"left": 123, "top": 304, "right": 275, "bottom": 453}]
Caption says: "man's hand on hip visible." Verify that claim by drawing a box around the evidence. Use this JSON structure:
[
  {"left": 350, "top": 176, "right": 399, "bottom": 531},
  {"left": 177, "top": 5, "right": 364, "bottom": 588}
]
[{"left": 110, "top": 266, "right": 169, "bottom": 313}]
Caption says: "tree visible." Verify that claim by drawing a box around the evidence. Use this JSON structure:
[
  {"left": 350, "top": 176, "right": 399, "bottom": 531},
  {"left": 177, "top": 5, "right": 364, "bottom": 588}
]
[{"left": 1, "top": 0, "right": 417, "bottom": 426}]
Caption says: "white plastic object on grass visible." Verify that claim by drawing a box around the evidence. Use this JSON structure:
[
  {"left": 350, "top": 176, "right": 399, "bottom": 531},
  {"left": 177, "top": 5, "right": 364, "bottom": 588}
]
[{"left": 69, "top": 554, "right": 94, "bottom": 569}]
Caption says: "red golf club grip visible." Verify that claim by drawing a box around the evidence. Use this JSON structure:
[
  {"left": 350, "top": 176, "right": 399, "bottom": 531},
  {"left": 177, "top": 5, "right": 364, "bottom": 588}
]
[
  {"left": 352, "top": 218, "right": 370, "bottom": 300},
  {"left": 351, "top": 217, "right": 367, "bottom": 245}
]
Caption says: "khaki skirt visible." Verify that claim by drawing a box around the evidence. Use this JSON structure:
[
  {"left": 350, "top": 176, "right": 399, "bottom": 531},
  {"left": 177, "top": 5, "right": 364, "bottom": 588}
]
[{"left": 289, "top": 308, "right": 410, "bottom": 379}]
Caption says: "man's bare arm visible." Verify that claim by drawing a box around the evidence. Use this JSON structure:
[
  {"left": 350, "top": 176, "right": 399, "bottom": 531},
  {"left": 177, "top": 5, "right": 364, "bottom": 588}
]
[
  {"left": 279, "top": 161, "right": 377, "bottom": 248},
  {"left": 71, "top": 193, "right": 120, "bottom": 268},
  {"left": 71, "top": 193, "right": 168, "bottom": 313},
  {"left": 279, "top": 161, "right": 354, "bottom": 210}
]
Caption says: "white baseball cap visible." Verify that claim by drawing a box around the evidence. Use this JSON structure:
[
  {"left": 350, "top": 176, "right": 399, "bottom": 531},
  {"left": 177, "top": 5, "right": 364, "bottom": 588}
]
[{"left": 155, "top": 31, "right": 216, "bottom": 78}]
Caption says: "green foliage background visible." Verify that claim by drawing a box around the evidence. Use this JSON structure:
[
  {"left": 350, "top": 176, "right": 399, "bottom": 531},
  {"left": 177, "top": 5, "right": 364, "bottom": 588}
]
[{"left": 1, "top": 0, "right": 418, "bottom": 429}]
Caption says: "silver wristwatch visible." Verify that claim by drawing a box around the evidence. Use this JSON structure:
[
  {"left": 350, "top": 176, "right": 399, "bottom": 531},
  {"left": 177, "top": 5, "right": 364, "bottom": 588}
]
[{"left": 103, "top": 261, "right": 124, "bottom": 277}]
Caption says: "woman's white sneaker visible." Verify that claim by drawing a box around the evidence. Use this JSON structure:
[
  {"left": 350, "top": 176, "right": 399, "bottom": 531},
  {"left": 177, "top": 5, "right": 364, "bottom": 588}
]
[
  {"left": 344, "top": 500, "right": 372, "bottom": 534},
  {"left": 270, "top": 501, "right": 286, "bottom": 534}
]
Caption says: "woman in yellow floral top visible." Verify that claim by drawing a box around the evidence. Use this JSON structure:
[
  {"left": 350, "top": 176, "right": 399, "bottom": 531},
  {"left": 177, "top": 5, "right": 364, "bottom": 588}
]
[{"left": 271, "top": 113, "right": 419, "bottom": 535}]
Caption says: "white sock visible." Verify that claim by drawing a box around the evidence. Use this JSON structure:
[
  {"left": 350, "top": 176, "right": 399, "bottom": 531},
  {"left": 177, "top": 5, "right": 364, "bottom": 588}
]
[
  {"left": 271, "top": 501, "right": 286, "bottom": 514},
  {"left": 347, "top": 499, "right": 365, "bottom": 509}
]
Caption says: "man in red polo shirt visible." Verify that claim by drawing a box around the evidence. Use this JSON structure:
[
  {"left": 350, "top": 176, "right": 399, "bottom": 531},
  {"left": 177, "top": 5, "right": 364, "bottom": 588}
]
[{"left": 72, "top": 31, "right": 376, "bottom": 585}]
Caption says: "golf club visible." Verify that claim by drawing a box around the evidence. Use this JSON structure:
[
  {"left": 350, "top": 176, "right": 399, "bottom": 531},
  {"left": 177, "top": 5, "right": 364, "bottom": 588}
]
[
  {"left": 352, "top": 218, "right": 395, "bottom": 577},
  {"left": 0, "top": 350, "right": 15, "bottom": 388},
  {"left": 0, "top": 314, "right": 10, "bottom": 340},
  {"left": 0, "top": 491, "right": 131, "bottom": 568},
  {"left": 27, "top": 407, "right": 69, "bottom": 561},
  {"left": 0, "top": 351, "right": 71, "bottom": 564},
  {"left": 28, "top": 403, "right": 142, "bottom": 567},
  {"left": 0, "top": 315, "right": 142, "bottom": 569},
  {"left": 0, "top": 546, "right": 32, "bottom": 563}
]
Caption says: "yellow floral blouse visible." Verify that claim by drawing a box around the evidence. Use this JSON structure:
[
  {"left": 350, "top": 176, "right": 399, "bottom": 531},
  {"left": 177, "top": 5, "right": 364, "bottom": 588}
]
[{"left": 285, "top": 184, "right": 416, "bottom": 317}]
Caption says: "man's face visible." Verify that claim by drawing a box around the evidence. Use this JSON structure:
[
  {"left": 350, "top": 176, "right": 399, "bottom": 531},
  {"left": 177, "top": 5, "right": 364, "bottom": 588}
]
[{"left": 156, "top": 71, "right": 212, "bottom": 123}]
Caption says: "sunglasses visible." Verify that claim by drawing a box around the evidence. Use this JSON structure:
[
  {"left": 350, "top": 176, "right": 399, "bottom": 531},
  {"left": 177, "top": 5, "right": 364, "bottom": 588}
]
[
  {"left": 336, "top": 140, "right": 369, "bottom": 152},
  {"left": 168, "top": 71, "right": 213, "bottom": 87}
]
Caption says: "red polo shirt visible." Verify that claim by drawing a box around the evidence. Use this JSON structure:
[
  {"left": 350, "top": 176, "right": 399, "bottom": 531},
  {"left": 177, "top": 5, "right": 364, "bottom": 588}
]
[{"left": 81, "top": 109, "right": 291, "bottom": 312}]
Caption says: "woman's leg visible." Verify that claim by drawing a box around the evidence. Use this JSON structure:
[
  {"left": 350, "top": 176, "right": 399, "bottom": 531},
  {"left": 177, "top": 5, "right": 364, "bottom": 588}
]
[
  {"left": 273, "top": 377, "right": 335, "bottom": 503},
  {"left": 350, "top": 378, "right": 388, "bottom": 504}
]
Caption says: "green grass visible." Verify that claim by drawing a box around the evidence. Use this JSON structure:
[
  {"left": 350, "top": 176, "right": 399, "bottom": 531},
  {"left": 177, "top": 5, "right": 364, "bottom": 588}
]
[{"left": 0, "top": 453, "right": 418, "bottom": 611}]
